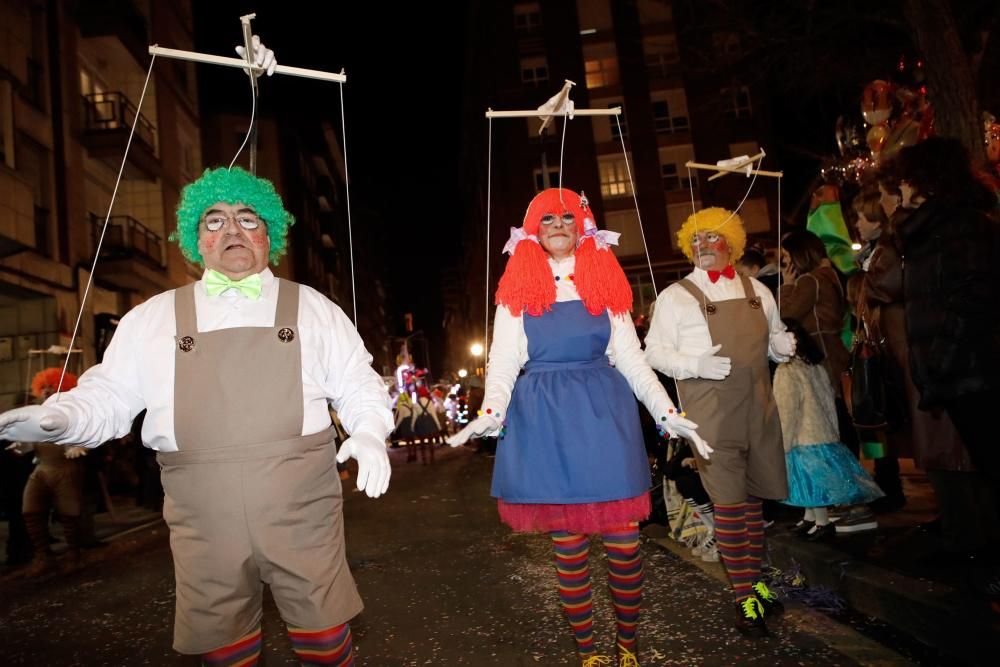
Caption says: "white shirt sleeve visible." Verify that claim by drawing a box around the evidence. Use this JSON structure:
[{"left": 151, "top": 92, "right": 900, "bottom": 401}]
[
  {"left": 607, "top": 313, "right": 679, "bottom": 420},
  {"left": 317, "top": 299, "right": 393, "bottom": 442},
  {"left": 44, "top": 299, "right": 153, "bottom": 448},
  {"left": 480, "top": 306, "right": 529, "bottom": 419},
  {"left": 643, "top": 286, "right": 702, "bottom": 380}
]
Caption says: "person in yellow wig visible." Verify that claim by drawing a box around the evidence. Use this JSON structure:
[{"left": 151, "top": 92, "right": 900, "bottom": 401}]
[{"left": 645, "top": 207, "right": 797, "bottom": 638}]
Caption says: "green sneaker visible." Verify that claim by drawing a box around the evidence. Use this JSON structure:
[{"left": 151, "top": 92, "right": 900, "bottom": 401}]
[
  {"left": 735, "top": 596, "right": 768, "bottom": 638},
  {"left": 752, "top": 580, "right": 785, "bottom": 616}
]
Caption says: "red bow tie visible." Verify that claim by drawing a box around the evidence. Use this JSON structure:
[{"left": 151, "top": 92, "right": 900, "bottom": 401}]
[{"left": 707, "top": 265, "right": 736, "bottom": 283}]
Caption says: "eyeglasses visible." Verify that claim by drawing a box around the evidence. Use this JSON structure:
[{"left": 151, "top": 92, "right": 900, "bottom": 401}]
[
  {"left": 540, "top": 213, "right": 575, "bottom": 226},
  {"left": 202, "top": 212, "right": 262, "bottom": 232}
]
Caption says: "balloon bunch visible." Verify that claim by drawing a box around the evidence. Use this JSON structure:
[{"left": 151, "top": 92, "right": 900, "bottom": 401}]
[
  {"left": 861, "top": 76, "right": 933, "bottom": 162},
  {"left": 823, "top": 61, "right": 934, "bottom": 185}
]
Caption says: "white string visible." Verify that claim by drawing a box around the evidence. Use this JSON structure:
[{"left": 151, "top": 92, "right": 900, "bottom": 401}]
[
  {"left": 338, "top": 80, "right": 358, "bottom": 324},
  {"left": 484, "top": 117, "right": 493, "bottom": 359},
  {"left": 229, "top": 67, "right": 257, "bottom": 170},
  {"left": 56, "top": 53, "right": 158, "bottom": 401},
  {"left": 614, "top": 114, "right": 656, "bottom": 295},
  {"left": 558, "top": 114, "right": 568, "bottom": 200},
  {"left": 777, "top": 174, "right": 782, "bottom": 319}
]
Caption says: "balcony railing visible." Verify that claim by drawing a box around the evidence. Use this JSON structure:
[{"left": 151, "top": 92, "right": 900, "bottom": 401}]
[
  {"left": 90, "top": 213, "right": 164, "bottom": 267},
  {"left": 82, "top": 92, "right": 157, "bottom": 153}
]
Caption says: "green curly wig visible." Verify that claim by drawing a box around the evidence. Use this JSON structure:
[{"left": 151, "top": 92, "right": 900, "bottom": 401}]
[{"left": 171, "top": 167, "right": 295, "bottom": 265}]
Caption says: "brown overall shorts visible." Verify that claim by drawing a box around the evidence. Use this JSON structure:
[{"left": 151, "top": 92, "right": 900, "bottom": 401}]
[
  {"left": 157, "top": 280, "right": 363, "bottom": 654},
  {"left": 675, "top": 275, "right": 788, "bottom": 505}
]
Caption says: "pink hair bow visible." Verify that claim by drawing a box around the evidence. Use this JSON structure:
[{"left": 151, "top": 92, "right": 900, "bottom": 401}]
[
  {"left": 503, "top": 226, "right": 539, "bottom": 255},
  {"left": 580, "top": 218, "right": 621, "bottom": 250}
]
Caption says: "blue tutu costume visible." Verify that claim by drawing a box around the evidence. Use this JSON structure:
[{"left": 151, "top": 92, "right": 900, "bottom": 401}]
[
  {"left": 491, "top": 301, "right": 651, "bottom": 533},
  {"left": 773, "top": 358, "right": 883, "bottom": 507}
]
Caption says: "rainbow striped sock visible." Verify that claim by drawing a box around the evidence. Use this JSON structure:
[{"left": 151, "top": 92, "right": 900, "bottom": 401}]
[
  {"left": 603, "top": 523, "right": 642, "bottom": 653},
  {"left": 200, "top": 627, "right": 261, "bottom": 667},
  {"left": 551, "top": 531, "right": 595, "bottom": 656},
  {"left": 288, "top": 622, "right": 353, "bottom": 666},
  {"left": 714, "top": 502, "right": 754, "bottom": 601},
  {"left": 744, "top": 497, "right": 765, "bottom": 583}
]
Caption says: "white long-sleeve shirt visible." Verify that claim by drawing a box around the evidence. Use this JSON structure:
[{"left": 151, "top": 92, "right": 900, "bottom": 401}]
[
  {"left": 46, "top": 268, "right": 393, "bottom": 451},
  {"left": 644, "top": 268, "right": 789, "bottom": 379},
  {"left": 480, "top": 255, "right": 678, "bottom": 429}
]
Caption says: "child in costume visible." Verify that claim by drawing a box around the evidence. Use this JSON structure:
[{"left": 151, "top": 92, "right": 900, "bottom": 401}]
[
  {"left": 449, "top": 189, "right": 708, "bottom": 667},
  {"left": 774, "top": 319, "right": 884, "bottom": 541},
  {"left": 645, "top": 208, "right": 797, "bottom": 637},
  {"left": 6, "top": 369, "right": 88, "bottom": 576}
]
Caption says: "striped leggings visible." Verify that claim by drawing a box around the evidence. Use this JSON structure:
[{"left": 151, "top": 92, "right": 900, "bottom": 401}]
[
  {"left": 200, "top": 622, "right": 354, "bottom": 666},
  {"left": 551, "top": 523, "right": 642, "bottom": 657},
  {"left": 713, "top": 497, "right": 765, "bottom": 601}
]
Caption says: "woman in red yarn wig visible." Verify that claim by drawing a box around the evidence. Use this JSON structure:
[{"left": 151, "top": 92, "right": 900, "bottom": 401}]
[{"left": 450, "top": 188, "right": 711, "bottom": 665}]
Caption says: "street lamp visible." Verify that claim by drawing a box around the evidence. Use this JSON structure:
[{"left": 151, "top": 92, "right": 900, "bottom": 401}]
[
  {"left": 458, "top": 369, "right": 468, "bottom": 378},
  {"left": 470, "top": 342, "right": 484, "bottom": 357}
]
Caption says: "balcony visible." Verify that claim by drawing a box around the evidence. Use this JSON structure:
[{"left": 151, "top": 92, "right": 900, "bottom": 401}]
[
  {"left": 81, "top": 92, "right": 160, "bottom": 180},
  {"left": 74, "top": 0, "right": 149, "bottom": 67},
  {"left": 90, "top": 214, "right": 172, "bottom": 292}
]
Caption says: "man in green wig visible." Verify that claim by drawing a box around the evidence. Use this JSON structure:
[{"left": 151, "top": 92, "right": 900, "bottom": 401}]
[{"left": 0, "top": 156, "right": 392, "bottom": 663}]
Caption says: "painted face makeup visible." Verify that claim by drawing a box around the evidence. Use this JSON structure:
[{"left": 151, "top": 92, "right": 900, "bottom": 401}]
[
  {"left": 197, "top": 201, "right": 270, "bottom": 279},
  {"left": 691, "top": 231, "right": 731, "bottom": 271}
]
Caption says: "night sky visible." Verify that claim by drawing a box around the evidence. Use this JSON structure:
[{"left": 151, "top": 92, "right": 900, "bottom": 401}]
[{"left": 192, "top": 2, "right": 469, "bottom": 349}]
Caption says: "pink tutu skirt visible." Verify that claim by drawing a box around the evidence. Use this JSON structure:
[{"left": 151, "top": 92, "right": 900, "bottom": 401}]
[{"left": 497, "top": 494, "right": 650, "bottom": 534}]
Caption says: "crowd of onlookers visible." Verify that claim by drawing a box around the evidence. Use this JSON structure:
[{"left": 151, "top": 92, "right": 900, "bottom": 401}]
[{"left": 648, "top": 137, "right": 999, "bottom": 600}]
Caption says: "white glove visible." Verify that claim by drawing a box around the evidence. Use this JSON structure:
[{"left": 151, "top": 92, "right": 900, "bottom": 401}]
[
  {"left": 5, "top": 442, "right": 34, "bottom": 455},
  {"left": 663, "top": 413, "right": 714, "bottom": 460},
  {"left": 695, "top": 344, "right": 732, "bottom": 380},
  {"left": 336, "top": 432, "right": 390, "bottom": 498},
  {"left": 0, "top": 406, "right": 69, "bottom": 443},
  {"left": 64, "top": 446, "right": 87, "bottom": 460},
  {"left": 446, "top": 415, "right": 501, "bottom": 447},
  {"left": 771, "top": 331, "right": 797, "bottom": 359},
  {"left": 235, "top": 35, "right": 277, "bottom": 77}
]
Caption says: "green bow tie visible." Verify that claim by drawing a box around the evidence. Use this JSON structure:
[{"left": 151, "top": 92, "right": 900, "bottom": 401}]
[{"left": 204, "top": 269, "right": 263, "bottom": 299}]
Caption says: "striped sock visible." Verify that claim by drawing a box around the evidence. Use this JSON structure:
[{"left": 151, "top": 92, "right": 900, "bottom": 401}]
[
  {"left": 603, "top": 523, "right": 642, "bottom": 653},
  {"left": 744, "top": 497, "right": 765, "bottom": 583},
  {"left": 551, "top": 531, "right": 595, "bottom": 656},
  {"left": 200, "top": 627, "right": 262, "bottom": 667},
  {"left": 288, "top": 623, "right": 354, "bottom": 666},
  {"left": 714, "top": 502, "right": 754, "bottom": 601}
]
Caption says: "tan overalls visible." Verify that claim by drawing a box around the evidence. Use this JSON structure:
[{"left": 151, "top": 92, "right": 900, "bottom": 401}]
[
  {"left": 157, "top": 280, "right": 363, "bottom": 654},
  {"left": 675, "top": 275, "right": 788, "bottom": 505}
]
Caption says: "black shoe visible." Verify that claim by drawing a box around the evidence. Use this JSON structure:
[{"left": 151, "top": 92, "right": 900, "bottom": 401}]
[
  {"left": 802, "top": 522, "right": 835, "bottom": 542},
  {"left": 751, "top": 581, "right": 785, "bottom": 616},
  {"left": 789, "top": 520, "right": 814, "bottom": 536},
  {"left": 734, "top": 597, "right": 769, "bottom": 638}
]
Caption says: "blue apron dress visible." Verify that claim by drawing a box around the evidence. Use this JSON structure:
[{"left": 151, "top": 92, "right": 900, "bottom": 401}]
[{"left": 491, "top": 300, "right": 651, "bottom": 533}]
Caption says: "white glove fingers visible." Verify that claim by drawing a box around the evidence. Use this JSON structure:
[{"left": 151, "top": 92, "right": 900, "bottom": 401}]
[
  {"left": 335, "top": 443, "right": 350, "bottom": 464},
  {"left": 355, "top": 462, "right": 371, "bottom": 495}
]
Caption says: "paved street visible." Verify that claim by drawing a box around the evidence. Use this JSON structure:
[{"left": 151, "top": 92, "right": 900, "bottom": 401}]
[{"left": 1, "top": 445, "right": 916, "bottom": 666}]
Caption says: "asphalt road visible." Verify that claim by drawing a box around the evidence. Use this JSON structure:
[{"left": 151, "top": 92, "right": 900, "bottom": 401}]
[{"left": 0, "top": 445, "right": 914, "bottom": 666}]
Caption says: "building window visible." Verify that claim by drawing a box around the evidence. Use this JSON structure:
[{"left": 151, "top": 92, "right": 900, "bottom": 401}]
[
  {"left": 599, "top": 155, "right": 633, "bottom": 198},
  {"left": 609, "top": 103, "right": 627, "bottom": 142},
  {"left": 533, "top": 167, "right": 561, "bottom": 192},
  {"left": 520, "top": 57, "right": 549, "bottom": 86},
  {"left": 514, "top": 3, "right": 541, "bottom": 33},
  {"left": 643, "top": 35, "right": 680, "bottom": 79},
  {"left": 651, "top": 100, "right": 689, "bottom": 134},
  {"left": 661, "top": 163, "right": 696, "bottom": 191},
  {"left": 585, "top": 56, "right": 619, "bottom": 88},
  {"left": 723, "top": 86, "right": 752, "bottom": 119}
]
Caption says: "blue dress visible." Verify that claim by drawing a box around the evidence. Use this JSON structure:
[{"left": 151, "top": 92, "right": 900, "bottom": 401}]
[{"left": 490, "top": 301, "right": 651, "bottom": 508}]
